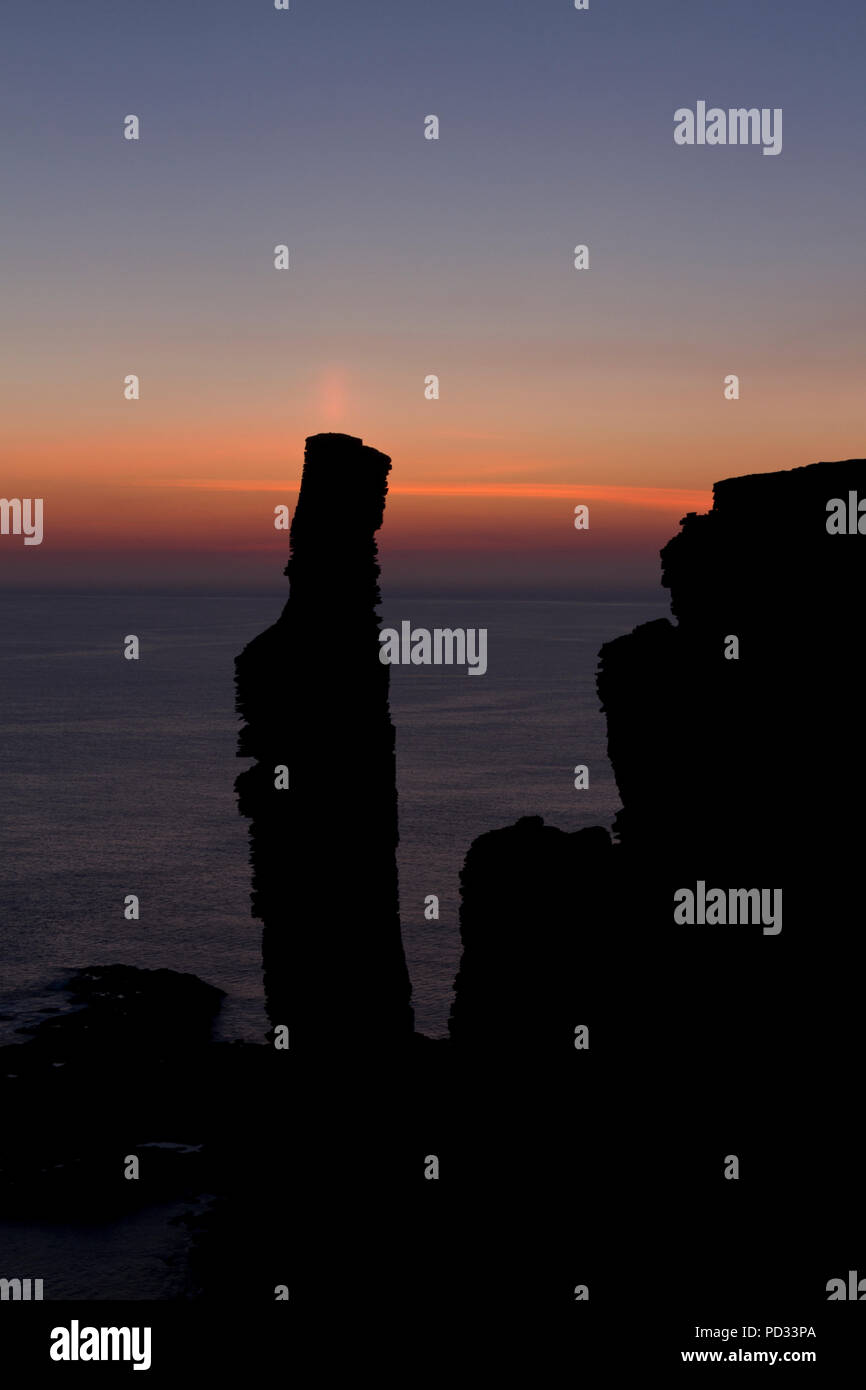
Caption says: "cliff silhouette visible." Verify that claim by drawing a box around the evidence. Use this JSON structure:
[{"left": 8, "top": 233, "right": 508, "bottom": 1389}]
[{"left": 446, "top": 457, "right": 866, "bottom": 1308}]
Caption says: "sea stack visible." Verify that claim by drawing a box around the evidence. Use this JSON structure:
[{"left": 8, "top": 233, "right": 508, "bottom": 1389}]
[{"left": 235, "top": 433, "right": 414, "bottom": 1055}]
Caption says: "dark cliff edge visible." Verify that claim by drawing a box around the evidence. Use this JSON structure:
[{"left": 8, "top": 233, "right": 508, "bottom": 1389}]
[{"left": 447, "top": 458, "right": 866, "bottom": 1307}]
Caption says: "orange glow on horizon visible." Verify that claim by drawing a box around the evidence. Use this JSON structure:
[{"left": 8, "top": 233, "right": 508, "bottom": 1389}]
[{"left": 141, "top": 478, "right": 712, "bottom": 512}]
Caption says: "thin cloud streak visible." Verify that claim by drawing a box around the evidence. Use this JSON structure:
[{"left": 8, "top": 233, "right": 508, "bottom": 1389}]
[{"left": 146, "top": 479, "right": 712, "bottom": 512}]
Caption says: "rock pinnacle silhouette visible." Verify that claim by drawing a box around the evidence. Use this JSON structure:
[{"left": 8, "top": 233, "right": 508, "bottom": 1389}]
[{"left": 235, "top": 432, "right": 415, "bottom": 1055}]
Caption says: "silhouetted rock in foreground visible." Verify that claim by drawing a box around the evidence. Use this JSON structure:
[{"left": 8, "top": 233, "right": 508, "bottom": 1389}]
[
  {"left": 0, "top": 965, "right": 225, "bottom": 1217},
  {"left": 26, "top": 964, "right": 224, "bottom": 1055},
  {"left": 449, "top": 816, "right": 612, "bottom": 1060}
]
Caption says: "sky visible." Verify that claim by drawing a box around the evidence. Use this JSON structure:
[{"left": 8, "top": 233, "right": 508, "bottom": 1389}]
[{"left": 1, "top": 0, "right": 864, "bottom": 593}]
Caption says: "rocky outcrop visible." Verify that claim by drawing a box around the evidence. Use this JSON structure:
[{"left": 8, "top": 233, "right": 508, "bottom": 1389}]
[
  {"left": 0, "top": 965, "right": 226, "bottom": 1218},
  {"left": 449, "top": 816, "right": 613, "bottom": 1060}
]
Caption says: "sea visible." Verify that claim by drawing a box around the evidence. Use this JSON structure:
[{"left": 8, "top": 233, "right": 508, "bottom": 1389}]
[
  {"left": 0, "top": 592, "right": 668, "bottom": 1296},
  {"left": 0, "top": 593, "right": 670, "bottom": 1045}
]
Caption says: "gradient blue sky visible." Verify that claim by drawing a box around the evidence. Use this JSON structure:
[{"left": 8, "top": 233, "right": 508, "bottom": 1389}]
[{"left": 2, "top": 0, "right": 864, "bottom": 591}]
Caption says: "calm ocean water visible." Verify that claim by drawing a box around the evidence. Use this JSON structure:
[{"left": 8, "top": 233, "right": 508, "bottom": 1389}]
[{"left": 0, "top": 594, "right": 668, "bottom": 1044}]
